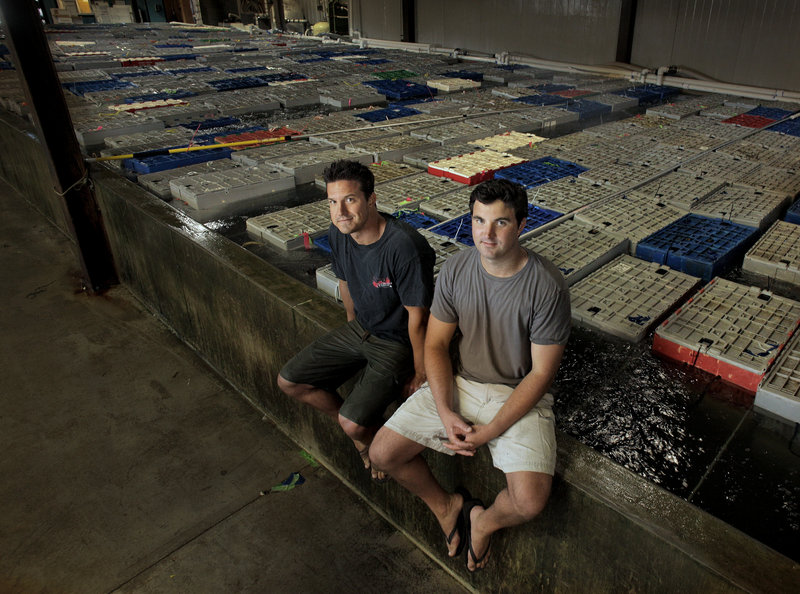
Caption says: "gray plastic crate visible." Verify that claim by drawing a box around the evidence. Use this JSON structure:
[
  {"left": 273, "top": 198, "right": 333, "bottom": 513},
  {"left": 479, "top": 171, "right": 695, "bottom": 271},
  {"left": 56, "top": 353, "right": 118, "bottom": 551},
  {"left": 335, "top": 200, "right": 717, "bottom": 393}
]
[
  {"left": 315, "top": 160, "right": 420, "bottom": 189},
  {"left": 678, "top": 151, "right": 760, "bottom": 183},
  {"left": 421, "top": 185, "right": 473, "bottom": 220},
  {"left": 742, "top": 220, "right": 800, "bottom": 285},
  {"left": 574, "top": 193, "right": 685, "bottom": 253},
  {"left": 345, "top": 134, "right": 435, "bottom": 162},
  {"left": 526, "top": 177, "right": 617, "bottom": 214},
  {"left": 654, "top": 277, "right": 800, "bottom": 392},
  {"left": 375, "top": 172, "right": 459, "bottom": 213},
  {"left": 570, "top": 254, "right": 701, "bottom": 342},
  {"left": 403, "top": 143, "right": 476, "bottom": 168},
  {"left": 73, "top": 112, "right": 164, "bottom": 149},
  {"left": 755, "top": 331, "right": 800, "bottom": 423},
  {"left": 645, "top": 95, "right": 723, "bottom": 120},
  {"left": 246, "top": 199, "right": 331, "bottom": 250},
  {"left": 205, "top": 89, "right": 281, "bottom": 115},
  {"left": 630, "top": 171, "right": 725, "bottom": 211},
  {"left": 169, "top": 165, "right": 295, "bottom": 211},
  {"left": 232, "top": 140, "right": 327, "bottom": 166},
  {"left": 265, "top": 148, "right": 373, "bottom": 184},
  {"left": 592, "top": 93, "right": 639, "bottom": 111},
  {"left": 417, "top": 228, "right": 472, "bottom": 277},
  {"left": 692, "top": 185, "right": 790, "bottom": 229},
  {"left": 138, "top": 159, "right": 241, "bottom": 199},
  {"left": 319, "top": 87, "right": 387, "bottom": 109},
  {"left": 717, "top": 141, "right": 782, "bottom": 163},
  {"left": 103, "top": 126, "right": 194, "bottom": 150},
  {"left": 308, "top": 127, "right": 401, "bottom": 149},
  {"left": 578, "top": 162, "right": 659, "bottom": 189},
  {"left": 411, "top": 120, "right": 493, "bottom": 145},
  {"left": 522, "top": 219, "right": 630, "bottom": 286},
  {"left": 264, "top": 83, "right": 322, "bottom": 108},
  {"left": 699, "top": 104, "right": 748, "bottom": 119},
  {"left": 735, "top": 165, "right": 800, "bottom": 198}
]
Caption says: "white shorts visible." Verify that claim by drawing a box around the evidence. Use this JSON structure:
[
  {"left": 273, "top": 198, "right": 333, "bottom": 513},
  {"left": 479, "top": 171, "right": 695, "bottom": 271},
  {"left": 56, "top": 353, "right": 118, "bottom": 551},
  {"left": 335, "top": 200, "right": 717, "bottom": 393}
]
[{"left": 384, "top": 375, "right": 556, "bottom": 475}]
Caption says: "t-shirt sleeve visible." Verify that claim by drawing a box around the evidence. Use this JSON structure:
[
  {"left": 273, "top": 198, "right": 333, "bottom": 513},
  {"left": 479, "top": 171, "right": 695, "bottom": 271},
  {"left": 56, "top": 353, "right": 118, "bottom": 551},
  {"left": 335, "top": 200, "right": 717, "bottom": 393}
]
[
  {"left": 392, "top": 252, "right": 434, "bottom": 308},
  {"left": 529, "top": 285, "right": 571, "bottom": 345},
  {"left": 430, "top": 259, "right": 458, "bottom": 323}
]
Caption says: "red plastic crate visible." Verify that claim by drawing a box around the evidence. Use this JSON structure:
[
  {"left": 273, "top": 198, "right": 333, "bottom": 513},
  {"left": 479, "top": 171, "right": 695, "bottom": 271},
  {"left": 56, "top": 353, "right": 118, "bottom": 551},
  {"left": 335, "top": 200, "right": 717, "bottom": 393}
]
[
  {"left": 552, "top": 89, "right": 593, "bottom": 98},
  {"left": 721, "top": 114, "right": 776, "bottom": 128}
]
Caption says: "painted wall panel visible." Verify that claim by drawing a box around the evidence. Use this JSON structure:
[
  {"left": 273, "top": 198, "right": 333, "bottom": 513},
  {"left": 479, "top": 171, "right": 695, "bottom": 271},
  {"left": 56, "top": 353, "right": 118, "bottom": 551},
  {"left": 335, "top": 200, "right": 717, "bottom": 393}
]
[
  {"left": 632, "top": 0, "right": 800, "bottom": 92},
  {"left": 355, "top": 0, "right": 403, "bottom": 41}
]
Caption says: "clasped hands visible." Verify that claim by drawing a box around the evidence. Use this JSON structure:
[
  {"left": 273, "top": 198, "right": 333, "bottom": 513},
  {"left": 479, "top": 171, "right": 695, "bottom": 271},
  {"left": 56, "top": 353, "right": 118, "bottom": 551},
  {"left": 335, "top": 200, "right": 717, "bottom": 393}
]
[{"left": 438, "top": 411, "right": 492, "bottom": 456}]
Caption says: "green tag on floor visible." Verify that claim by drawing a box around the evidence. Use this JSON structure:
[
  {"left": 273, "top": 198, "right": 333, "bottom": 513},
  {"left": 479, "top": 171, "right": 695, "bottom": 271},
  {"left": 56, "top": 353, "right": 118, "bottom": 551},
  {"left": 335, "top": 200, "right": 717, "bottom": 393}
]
[{"left": 270, "top": 472, "right": 305, "bottom": 492}]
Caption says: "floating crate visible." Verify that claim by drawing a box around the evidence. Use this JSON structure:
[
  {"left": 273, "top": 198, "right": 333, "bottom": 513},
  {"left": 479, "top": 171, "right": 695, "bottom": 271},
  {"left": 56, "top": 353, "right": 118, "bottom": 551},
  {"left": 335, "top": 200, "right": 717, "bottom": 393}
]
[
  {"left": 721, "top": 113, "right": 775, "bottom": 129},
  {"left": 468, "top": 131, "right": 546, "bottom": 152},
  {"left": 611, "top": 84, "right": 680, "bottom": 105},
  {"left": 138, "top": 158, "right": 241, "bottom": 199},
  {"left": 742, "top": 220, "right": 800, "bottom": 285},
  {"left": 746, "top": 106, "right": 796, "bottom": 120},
  {"left": 125, "top": 147, "right": 233, "bottom": 174},
  {"left": 563, "top": 99, "right": 612, "bottom": 119},
  {"left": 232, "top": 140, "right": 326, "bottom": 166},
  {"left": 494, "top": 156, "right": 588, "bottom": 189},
  {"left": 767, "top": 119, "right": 800, "bottom": 138},
  {"left": 169, "top": 165, "right": 295, "bottom": 211},
  {"left": 315, "top": 263, "right": 341, "bottom": 300},
  {"left": 574, "top": 193, "right": 686, "bottom": 253},
  {"left": 426, "top": 78, "right": 482, "bottom": 92},
  {"left": 417, "top": 228, "right": 472, "bottom": 277},
  {"left": 734, "top": 165, "right": 800, "bottom": 198},
  {"left": 526, "top": 176, "right": 618, "bottom": 213},
  {"left": 214, "top": 127, "right": 300, "bottom": 149},
  {"left": 266, "top": 148, "right": 373, "bottom": 184},
  {"left": 577, "top": 162, "right": 656, "bottom": 189},
  {"left": 691, "top": 186, "right": 790, "bottom": 229},
  {"left": 310, "top": 126, "right": 401, "bottom": 149},
  {"left": 645, "top": 96, "right": 721, "bottom": 120},
  {"left": 630, "top": 171, "right": 725, "bottom": 211},
  {"left": 570, "top": 254, "right": 701, "bottom": 342},
  {"left": 635, "top": 214, "right": 760, "bottom": 281},
  {"left": 411, "top": 120, "right": 492, "bottom": 145},
  {"left": 515, "top": 93, "right": 570, "bottom": 107},
  {"left": 787, "top": 199, "right": 800, "bottom": 224},
  {"left": 355, "top": 106, "right": 422, "bottom": 123},
  {"left": 521, "top": 219, "right": 629, "bottom": 286},
  {"left": 320, "top": 87, "right": 387, "bottom": 110},
  {"left": 428, "top": 149, "right": 526, "bottom": 185},
  {"left": 375, "top": 172, "right": 459, "bottom": 213},
  {"left": 246, "top": 199, "right": 331, "bottom": 250},
  {"left": 422, "top": 185, "right": 473, "bottom": 220},
  {"left": 392, "top": 209, "right": 439, "bottom": 229},
  {"left": 678, "top": 151, "right": 760, "bottom": 183},
  {"left": 653, "top": 277, "right": 800, "bottom": 392},
  {"left": 755, "top": 331, "right": 800, "bottom": 423},
  {"left": 592, "top": 93, "right": 639, "bottom": 112},
  {"left": 375, "top": 69, "right": 418, "bottom": 80},
  {"left": 428, "top": 204, "right": 562, "bottom": 246},
  {"left": 699, "top": 104, "right": 748, "bottom": 119},
  {"left": 716, "top": 141, "right": 780, "bottom": 163},
  {"left": 345, "top": 135, "right": 434, "bottom": 162},
  {"left": 362, "top": 79, "right": 436, "bottom": 100}
]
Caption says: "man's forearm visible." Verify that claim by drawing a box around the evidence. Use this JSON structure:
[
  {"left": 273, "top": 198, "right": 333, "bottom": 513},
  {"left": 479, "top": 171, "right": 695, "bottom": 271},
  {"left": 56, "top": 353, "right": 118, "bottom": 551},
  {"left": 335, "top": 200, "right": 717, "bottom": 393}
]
[
  {"left": 484, "top": 369, "right": 553, "bottom": 440},
  {"left": 426, "top": 343, "right": 456, "bottom": 415}
]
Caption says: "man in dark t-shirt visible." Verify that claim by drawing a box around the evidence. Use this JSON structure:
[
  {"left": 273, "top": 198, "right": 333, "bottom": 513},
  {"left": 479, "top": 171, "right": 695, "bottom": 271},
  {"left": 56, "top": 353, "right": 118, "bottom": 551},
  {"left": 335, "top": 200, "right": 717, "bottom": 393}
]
[{"left": 278, "top": 160, "right": 435, "bottom": 481}]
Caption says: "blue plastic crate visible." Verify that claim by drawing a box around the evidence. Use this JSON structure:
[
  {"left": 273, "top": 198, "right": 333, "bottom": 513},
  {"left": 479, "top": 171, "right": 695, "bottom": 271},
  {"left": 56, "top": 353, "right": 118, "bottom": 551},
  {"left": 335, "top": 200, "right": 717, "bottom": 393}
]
[
  {"left": 232, "top": 47, "right": 258, "bottom": 53},
  {"left": 112, "top": 70, "right": 170, "bottom": 79},
  {"left": 62, "top": 79, "right": 135, "bottom": 97},
  {"left": 158, "top": 54, "right": 197, "bottom": 61},
  {"left": 154, "top": 43, "right": 193, "bottom": 48},
  {"left": 356, "top": 106, "right": 422, "bottom": 122},
  {"left": 443, "top": 70, "right": 484, "bottom": 82},
  {"left": 392, "top": 210, "right": 439, "bottom": 229},
  {"left": 225, "top": 66, "right": 268, "bottom": 73},
  {"left": 313, "top": 234, "right": 332, "bottom": 253},
  {"left": 355, "top": 58, "right": 392, "bottom": 65},
  {"left": 362, "top": 79, "right": 436, "bottom": 100},
  {"left": 126, "top": 148, "right": 233, "bottom": 174},
  {"left": 564, "top": 99, "right": 612, "bottom": 119},
  {"left": 388, "top": 97, "right": 442, "bottom": 108},
  {"left": 611, "top": 84, "right": 679, "bottom": 104},
  {"left": 429, "top": 204, "right": 562, "bottom": 245},
  {"left": 495, "top": 157, "right": 587, "bottom": 188},
  {"left": 163, "top": 66, "right": 216, "bottom": 75},
  {"left": 635, "top": 214, "right": 760, "bottom": 281},
  {"left": 123, "top": 90, "right": 195, "bottom": 103},
  {"left": 764, "top": 120, "right": 800, "bottom": 137},
  {"left": 296, "top": 57, "right": 330, "bottom": 63},
  {"left": 207, "top": 76, "right": 269, "bottom": 91},
  {"left": 746, "top": 106, "right": 796, "bottom": 120},
  {"left": 261, "top": 72, "right": 308, "bottom": 84},
  {"left": 178, "top": 116, "right": 242, "bottom": 130},
  {"left": 0, "top": 61, "right": 14, "bottom": 70},
  {"left": 514, "top": 94, "right": 570, "bottom": 107},
  {"left": 786, "top": 200, "right": 800, "bottom": 225}
]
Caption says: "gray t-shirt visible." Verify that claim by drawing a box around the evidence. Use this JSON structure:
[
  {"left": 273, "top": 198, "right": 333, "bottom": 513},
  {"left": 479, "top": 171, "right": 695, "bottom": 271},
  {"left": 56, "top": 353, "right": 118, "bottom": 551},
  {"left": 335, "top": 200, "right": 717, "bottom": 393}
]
[{"left": 431, "top": 248, "right": 571, "bottom": 386}]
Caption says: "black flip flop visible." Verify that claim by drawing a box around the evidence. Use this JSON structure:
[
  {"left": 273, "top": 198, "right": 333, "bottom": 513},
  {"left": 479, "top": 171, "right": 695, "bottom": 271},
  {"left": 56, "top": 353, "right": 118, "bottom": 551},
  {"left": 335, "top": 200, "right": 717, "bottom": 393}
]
[
  {"left": 462, "top": 496, "right": 491, "bottom": 572},
  {"left": 443, "top": 486, "right": 471, "bottom": 558}
]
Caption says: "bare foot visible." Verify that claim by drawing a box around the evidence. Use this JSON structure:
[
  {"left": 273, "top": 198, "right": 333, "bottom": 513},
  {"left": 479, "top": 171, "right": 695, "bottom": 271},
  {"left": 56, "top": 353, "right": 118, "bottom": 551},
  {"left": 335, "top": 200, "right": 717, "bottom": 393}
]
[
  {"left": 355, "top": 441, "right": 388, "bottom": 481},
  {"left": 437, "top": 491, "right": 465, "bottom": 558},
  {"left": 467, "top": 503, "right": 492, "bottom": 572}
]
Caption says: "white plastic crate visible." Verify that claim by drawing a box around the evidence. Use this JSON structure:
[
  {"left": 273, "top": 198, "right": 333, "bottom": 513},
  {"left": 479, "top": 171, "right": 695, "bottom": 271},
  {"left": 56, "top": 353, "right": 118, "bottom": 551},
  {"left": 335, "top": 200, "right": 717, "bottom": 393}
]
[
  {"left": 630, "top": 171, "right": 725, "bottom": 211},
  {"left": 315, "top": 263, "right": 341, "bottom": 301},
  {"left": 403, "top": 143, "right": 480, "bottom": 168},
  {"left": 578, "top": 162, "right": 660, "bottom": 189},
  {"left": 468, "top": 131, "right": 547, "bottom": 152},
  {"left": 755, "top": 331, "right": 800, "bottom": 423},
  {"left": 735, "top": 165, "right": 800, "bottom": 198},
  {"left": 742, "top": 220, "right": 800, "bottom": 285},
  {"left": 678, "top": 151, "right": 760, "bottom": 183},
  {"left": 138, "top": 159, "right": 241, "bottom": 199},
  {"left": 232, "top": 140, "right": 326, "bottom": 166},
  {"left": 654, "top": 277, "right": 800, "bottom": 392},
  {"left": 266, "top": 148, "right": 373, "bottom": 184},
  {"left": 691, "top": 186, "right": 790, "bottom": 229},
  {"left": 570, "top": 254, "right": 701, "bottom": 342},
  {"left": 169, "top": 165, "right": 295, "bottom": 211},
  {"left": 375, "top": 172, "right": 459, "bottom": 213},
  {"left": 422, "top": 185, "right": 473, "bottom": 220},
  {"left": 428, "top": 149, "right": 525, "bottom": 184},
  {"left": 345, "top": 135, "right": 435, "bottom": 162},
  {"left": 526, "top": 177, "right": 617, "bottom": 214},
  {"left": 246, "top": 200, "right": 331, "bottom": 250},
  {"left": 411, "top": 120, "right": 493, "bottom": 145},
  {"left": 308, "top": 127, "right": 401, "bottom": 149},
  {"left": 426, "top": 78, "right": 482, "bottom": 93},
  {"left": 574, "top": 193, "right": 685, "bottom": 253},
  {"left": 521, "top": 219, "right": 630, "bottom": 287}
]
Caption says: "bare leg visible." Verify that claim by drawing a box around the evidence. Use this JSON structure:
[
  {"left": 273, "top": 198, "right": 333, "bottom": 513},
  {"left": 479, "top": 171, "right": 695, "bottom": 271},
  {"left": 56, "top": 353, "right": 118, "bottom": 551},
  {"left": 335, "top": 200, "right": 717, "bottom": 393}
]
[
  {"left": 467, "top": 471, "right": 552, "bottom": 571},
  {"left": 277, "top": 374, "right": 342, "bottom": 419},
  {"left": 371, "top": 427, "right": 466, "bottom": 556}
]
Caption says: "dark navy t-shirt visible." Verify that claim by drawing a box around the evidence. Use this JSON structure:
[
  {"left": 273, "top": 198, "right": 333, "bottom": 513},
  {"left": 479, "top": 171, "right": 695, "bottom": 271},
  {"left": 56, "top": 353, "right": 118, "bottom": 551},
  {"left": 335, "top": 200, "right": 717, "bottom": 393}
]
[{"left": 330, "top": 214, "right": 435, "bottom": 344}]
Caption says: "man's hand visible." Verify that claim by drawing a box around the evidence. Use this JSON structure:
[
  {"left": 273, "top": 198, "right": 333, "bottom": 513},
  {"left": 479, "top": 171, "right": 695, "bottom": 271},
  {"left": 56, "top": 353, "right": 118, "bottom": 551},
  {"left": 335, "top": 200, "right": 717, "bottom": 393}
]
[
  {"left": 438, "top": 410, "right": 478, "bottom": 456},
  {"left": 402, "top": 370, "right": 427, "bottom": 399},
  {"left": 442, "top": 423, "right": 494, "bottom": 455}
]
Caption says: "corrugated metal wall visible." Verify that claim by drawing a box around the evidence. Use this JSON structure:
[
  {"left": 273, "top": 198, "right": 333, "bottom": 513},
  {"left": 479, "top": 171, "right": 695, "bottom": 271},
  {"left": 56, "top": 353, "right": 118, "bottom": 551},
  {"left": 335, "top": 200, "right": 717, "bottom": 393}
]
[
  {"left": 631, "top": 0, "right": 800, "bottom": 92},
  {"left": 416, "top": 0, "right": 623, "bottom": 64},
  {"left": 352, "top": 0, "right": 800, "bottom": 92}
]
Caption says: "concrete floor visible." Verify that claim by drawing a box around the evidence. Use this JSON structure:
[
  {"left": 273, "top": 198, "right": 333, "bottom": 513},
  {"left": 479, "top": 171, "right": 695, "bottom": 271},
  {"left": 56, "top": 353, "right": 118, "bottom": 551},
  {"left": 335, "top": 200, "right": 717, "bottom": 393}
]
[{"left": 0, "top": 178, "right": 468, "bottom": 594}]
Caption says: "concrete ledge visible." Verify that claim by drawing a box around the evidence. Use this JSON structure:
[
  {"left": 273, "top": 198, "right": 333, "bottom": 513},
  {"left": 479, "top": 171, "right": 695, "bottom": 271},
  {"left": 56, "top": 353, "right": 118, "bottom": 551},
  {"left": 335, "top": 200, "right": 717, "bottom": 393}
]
[{"left": 2, "top": 120, "right": 798, "bottom": 591}]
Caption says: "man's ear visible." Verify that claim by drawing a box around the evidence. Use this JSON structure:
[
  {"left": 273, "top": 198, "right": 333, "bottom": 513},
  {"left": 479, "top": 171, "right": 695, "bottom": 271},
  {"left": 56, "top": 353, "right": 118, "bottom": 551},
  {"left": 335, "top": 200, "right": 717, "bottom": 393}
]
[
  {"left": 368, "top": 192, "right": 377, "bottom": 206},
  {"left": 518, "top": 218, "right": 527, "bottom": 235}
]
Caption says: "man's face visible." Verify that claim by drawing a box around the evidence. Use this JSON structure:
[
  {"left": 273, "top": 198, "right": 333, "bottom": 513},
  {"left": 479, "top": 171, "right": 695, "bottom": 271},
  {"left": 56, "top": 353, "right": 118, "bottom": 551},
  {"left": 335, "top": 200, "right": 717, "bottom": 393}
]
[
  {"left": 327, "top": 179, "right": 374, "bottom": 235},
  {"left": 471, "top": 199, "right": 526, "bottom": 261}
]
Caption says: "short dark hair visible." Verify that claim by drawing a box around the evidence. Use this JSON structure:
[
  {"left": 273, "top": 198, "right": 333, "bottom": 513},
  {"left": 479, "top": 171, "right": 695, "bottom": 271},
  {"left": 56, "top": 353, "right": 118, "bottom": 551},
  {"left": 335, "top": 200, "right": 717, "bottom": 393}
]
[
  {"left": 323, "top": 159, "right": 375, "bottom": 198},
  {"left": 469, "top": 179, "right": 528, "bottom": 225}
]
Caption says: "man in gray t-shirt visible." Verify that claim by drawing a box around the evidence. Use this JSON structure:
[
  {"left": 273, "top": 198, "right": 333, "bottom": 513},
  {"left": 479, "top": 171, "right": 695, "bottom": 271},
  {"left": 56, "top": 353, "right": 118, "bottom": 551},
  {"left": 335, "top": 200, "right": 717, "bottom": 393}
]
[{"left": 371, "top": 179, "right": 570, "bottom": 572}]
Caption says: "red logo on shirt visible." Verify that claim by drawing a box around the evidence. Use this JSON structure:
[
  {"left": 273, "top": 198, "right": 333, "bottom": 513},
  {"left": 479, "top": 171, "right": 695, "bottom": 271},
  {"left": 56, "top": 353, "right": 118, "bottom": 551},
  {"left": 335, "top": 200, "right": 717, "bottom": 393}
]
[{"left": 372, "top": 277, "right": 393, "bottom": 288}]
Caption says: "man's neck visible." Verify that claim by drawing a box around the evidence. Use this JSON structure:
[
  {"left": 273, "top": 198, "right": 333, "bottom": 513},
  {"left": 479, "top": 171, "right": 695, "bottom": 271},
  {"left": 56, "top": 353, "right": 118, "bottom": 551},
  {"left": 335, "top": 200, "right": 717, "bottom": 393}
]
[
  {"left": 480, "top": 246, "right": 528, "bottom": 278},
  {"left": 350, "top": 211, "right": 386, "bottom": 245}
]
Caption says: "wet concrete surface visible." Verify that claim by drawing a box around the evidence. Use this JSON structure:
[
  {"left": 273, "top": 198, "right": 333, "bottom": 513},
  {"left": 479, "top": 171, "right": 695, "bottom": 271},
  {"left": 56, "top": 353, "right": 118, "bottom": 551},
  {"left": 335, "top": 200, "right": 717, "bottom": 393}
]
[{"left": 0, "top": 178, "right": 468, "bottom": 593}]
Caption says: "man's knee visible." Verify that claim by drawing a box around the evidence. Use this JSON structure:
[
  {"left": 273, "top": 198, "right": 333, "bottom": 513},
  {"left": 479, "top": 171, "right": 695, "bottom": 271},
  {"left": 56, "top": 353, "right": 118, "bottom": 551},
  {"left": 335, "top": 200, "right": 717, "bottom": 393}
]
[
  {"left": 507, "top": 473, "right": 552, "bottom": 521},
  {"left": 277, "top": 373, "right": 308, "bottom": 399},
  {"left": 338, "top": 414, "right": 371, "bottom": 441},
  {"left": 370, "top": 427, "right": 419, "bottom": 471}
]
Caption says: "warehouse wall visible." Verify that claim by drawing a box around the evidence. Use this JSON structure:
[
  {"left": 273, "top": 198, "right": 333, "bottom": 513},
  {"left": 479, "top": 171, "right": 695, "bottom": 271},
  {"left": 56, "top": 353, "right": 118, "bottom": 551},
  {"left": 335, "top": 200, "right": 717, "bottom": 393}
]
[{"left": 631, "top": 0, "right": 800, "bottom": 92}]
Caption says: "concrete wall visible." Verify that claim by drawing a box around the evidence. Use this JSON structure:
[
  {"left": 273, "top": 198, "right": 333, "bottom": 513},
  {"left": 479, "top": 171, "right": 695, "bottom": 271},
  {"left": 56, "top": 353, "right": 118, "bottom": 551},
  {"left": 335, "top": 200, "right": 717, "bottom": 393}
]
[
  {"left": 351, "top": 0, "right": 403, "bottom": 42},
  {"left": 1, "top": 113, "right": 797, "bottom": 591},
  {"left": 631, "top": 0, "right": 800, "bottom": 93}
]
